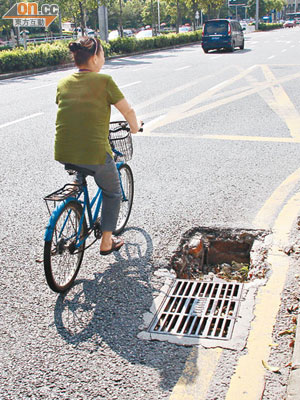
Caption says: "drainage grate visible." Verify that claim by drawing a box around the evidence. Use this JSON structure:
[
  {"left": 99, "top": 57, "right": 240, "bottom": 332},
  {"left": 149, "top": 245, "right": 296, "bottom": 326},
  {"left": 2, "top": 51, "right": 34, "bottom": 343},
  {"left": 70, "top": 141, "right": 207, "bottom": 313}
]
[{"left": 148, "top": 279, "right": 244, "bottom": 340}]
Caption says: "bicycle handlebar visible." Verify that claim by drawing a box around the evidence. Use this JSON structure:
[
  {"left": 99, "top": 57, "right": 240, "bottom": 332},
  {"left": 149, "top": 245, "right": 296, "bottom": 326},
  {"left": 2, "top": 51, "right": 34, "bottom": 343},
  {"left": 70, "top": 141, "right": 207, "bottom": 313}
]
[
  {"left": 138, "top": 122, "right": 144, "bottom": 133},
  {"left": 109, "top": 121, "right": 144, "bottom": 134}
]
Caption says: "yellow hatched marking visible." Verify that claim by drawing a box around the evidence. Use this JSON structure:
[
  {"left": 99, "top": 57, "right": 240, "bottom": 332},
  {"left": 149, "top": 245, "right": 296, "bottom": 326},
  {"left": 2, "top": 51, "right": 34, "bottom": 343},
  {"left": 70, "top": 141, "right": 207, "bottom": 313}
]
[
  {"left": 147, "top": 65, "right": 259, "bottom": 132},
  {"left": 145, "top": 66, "right": 300, "bottom": 135},
  {"left": 169, "top": 348, "right": 223, "bottom": 400},
  {"left": 261, "top": 64, "right": 300, "bottom": 139}
]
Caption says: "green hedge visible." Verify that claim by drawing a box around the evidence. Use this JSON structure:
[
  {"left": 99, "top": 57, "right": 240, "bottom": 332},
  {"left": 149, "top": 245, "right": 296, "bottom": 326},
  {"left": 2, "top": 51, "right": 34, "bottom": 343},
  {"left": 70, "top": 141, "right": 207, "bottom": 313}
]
[
  {"left": 0, "top": 45, "right": 11, "bottom": 51},
  {"left": 0, "top": 31, "right": 202, "bottom": 74},
  {"left": 0, "top": 41, "right": 70, "bottom": 73},
  {"left": 249, "top": 22, "right": 283, "bottom": 30},
  {"left": 258, "top": 23, "right": 283, "bottom": 30}
]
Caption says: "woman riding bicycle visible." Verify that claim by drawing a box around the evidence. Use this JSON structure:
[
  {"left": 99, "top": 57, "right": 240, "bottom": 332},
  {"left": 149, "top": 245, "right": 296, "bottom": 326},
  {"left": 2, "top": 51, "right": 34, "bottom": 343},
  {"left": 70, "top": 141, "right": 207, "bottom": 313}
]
[{"left": 55, "top": 36, "right": 141, "bottom": 255}]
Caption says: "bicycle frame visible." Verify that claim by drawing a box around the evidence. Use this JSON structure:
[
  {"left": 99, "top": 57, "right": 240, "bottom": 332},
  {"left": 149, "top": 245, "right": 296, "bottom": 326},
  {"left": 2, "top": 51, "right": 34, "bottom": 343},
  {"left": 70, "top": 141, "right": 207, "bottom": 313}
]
[
  {"left": 43, "top": 120, "right": 137, "bottom": 292},
  {"left": 44, "top": 161, "right": 125, "bottom": 249}
]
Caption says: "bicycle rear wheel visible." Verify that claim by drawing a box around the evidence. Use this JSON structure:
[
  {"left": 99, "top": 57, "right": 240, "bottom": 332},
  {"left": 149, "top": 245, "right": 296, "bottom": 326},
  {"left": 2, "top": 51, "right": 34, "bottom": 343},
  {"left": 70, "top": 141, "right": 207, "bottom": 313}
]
[
  {"left": 114, "top": 164, "right": 134, "bottom": 235},
  {"left": 44, "top": 201, "right": 87, "bottom": 293}
]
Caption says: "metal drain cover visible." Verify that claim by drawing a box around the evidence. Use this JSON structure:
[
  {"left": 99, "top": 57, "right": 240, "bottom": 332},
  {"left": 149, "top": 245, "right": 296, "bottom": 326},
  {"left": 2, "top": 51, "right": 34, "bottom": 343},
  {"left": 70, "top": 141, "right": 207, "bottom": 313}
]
[{"left": 148, "top": 279, "right": 244, "bottom": 340}]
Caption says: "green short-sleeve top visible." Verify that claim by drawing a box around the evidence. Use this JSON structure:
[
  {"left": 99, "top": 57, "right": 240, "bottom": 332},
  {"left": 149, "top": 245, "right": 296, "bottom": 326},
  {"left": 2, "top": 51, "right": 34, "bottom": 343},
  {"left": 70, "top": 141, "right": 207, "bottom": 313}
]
[{"left": 55, "top": 72, "right": 124, "bottom": 165}]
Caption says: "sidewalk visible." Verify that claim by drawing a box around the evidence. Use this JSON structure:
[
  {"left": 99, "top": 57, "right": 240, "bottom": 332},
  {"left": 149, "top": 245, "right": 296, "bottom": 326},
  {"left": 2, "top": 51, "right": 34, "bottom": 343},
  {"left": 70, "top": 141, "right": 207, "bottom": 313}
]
[{"left": 287, "top": 297, "right": 300, "bottom": 399}]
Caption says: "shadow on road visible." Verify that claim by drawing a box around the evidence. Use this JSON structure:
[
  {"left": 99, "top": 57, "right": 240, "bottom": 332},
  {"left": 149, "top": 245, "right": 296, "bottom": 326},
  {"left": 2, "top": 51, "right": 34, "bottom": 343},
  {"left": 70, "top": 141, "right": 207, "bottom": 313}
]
[
  {"left": 104, "top": 49, "right": 188, "bottom": 69},
  {"left": 53, "top": 226, "right": 191, "bottom": 392},
  {"left": 206, "top": 48, "right": 252, "bottom": 54}
]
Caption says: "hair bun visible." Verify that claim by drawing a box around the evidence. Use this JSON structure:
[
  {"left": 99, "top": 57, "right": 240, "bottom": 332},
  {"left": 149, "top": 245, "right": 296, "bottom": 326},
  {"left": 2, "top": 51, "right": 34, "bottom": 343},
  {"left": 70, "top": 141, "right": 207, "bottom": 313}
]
[{"left": 69, "top": 42, "right": 81, "bottom": 52}]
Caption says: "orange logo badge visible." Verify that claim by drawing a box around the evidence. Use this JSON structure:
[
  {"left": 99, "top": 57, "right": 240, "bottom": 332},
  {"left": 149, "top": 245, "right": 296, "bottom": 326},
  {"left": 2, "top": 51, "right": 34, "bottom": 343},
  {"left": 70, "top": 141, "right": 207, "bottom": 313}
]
[{"left": 2, "top": 3, "right": 59, "bottom": 28}]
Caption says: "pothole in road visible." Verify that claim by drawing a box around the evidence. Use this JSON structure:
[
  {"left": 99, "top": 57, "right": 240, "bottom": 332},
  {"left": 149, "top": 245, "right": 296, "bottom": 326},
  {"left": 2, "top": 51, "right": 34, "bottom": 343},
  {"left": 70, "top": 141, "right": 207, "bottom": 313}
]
[
  {"left": 171, "top": 227, "right": 271, "bottom": 283},
  {"left": 138, "top": 227, "right": 272, "bottom": 349}
]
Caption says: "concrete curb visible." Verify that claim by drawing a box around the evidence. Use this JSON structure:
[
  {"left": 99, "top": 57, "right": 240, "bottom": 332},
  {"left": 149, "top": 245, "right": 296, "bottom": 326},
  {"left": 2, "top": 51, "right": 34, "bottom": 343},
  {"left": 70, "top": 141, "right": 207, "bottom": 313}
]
[
  {"left": 287, "top": 304, "right": 300, "bottom": 400},
  {"left": 0, "top": 63, "right": 75, "bottom": 80},
  {"left": 0, "top": 41, "right": 202, "bottom": 81}
]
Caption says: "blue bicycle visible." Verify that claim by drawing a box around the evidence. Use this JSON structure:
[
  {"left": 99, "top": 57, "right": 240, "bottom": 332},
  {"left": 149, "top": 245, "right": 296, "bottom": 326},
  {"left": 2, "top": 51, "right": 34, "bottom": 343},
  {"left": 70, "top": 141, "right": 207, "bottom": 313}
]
[{"left": 43, "top": 121, "right": 135, "bottom": 293}]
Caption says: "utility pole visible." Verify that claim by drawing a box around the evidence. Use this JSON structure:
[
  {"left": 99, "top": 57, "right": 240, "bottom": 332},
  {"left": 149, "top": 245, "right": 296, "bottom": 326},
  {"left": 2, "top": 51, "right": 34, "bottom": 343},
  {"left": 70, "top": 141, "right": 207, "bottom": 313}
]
[
  {"left": 98, "top": 2, "right": 108, "bottom": 42},
  {"left": 157, "top": 0, "right": 160, "bottom": 33},
  {"left": 59, "top": 10, "right": 62, "bottom": 36},
  {"left": 255, "top": 0, "right": 259, "bottom": 30},
  {"left": 119, "top": 0, "right": 123, "bottom": 37},
  {"left": 150, "top": 0, "right": 156, "bottom": 36}
]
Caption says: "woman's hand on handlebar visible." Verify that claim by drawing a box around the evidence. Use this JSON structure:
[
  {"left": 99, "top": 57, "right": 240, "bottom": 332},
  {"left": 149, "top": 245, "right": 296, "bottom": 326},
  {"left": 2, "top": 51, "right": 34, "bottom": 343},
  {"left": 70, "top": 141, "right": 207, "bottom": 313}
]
[{"left": 130, "top": 120, "right": 143, "bottom": 134}]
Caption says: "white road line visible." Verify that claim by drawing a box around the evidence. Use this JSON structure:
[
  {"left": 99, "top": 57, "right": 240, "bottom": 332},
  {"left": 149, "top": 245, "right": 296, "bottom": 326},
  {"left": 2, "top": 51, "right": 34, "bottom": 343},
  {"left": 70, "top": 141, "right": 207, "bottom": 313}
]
[
  {"left": 291, "top": 45, "right": 295, "bottom": 48},
  {"left": 211, "top": 55, "right": 222, "bottom": 60},
  {"left": 268, "top": 55, "right": 275, "bottom": 59},
  {"left": 119, "top": 81, "right": 142, "bottom": 89},
  {"left": 282, "top": 49, "right": 287, "bottom": 52},
  {"left": 0, "top": 113, "right": 44, "bottom": 129},
  {"left": 174, "top": 66, "right": 191, "bottom": 71},
  {"left": 30, "top": 83, "right": 57, "bottom": 90}
]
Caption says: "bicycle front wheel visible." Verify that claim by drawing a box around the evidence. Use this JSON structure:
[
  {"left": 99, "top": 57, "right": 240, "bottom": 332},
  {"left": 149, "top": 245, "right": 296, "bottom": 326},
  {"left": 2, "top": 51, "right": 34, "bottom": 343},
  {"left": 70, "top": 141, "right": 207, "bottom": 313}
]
[
  {"left": 114, "top": 164, "right": 134, "bottom": 235},
  {"left": 44, "top": 201, "right": 87, "bottom": 293}
]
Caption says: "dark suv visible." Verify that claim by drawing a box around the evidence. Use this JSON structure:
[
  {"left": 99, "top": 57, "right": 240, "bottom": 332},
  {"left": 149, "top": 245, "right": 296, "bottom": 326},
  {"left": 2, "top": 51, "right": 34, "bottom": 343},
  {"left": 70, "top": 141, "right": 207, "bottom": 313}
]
[{"left": 201, "top": 19, "right": 245, "bottom": 53}]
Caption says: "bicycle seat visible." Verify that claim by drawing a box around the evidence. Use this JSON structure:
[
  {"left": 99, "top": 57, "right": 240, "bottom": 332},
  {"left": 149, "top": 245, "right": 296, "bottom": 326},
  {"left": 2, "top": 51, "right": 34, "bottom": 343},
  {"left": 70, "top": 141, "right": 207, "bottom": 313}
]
[{"left": 64, "top": 163, "right": 96, "bottom": 177}]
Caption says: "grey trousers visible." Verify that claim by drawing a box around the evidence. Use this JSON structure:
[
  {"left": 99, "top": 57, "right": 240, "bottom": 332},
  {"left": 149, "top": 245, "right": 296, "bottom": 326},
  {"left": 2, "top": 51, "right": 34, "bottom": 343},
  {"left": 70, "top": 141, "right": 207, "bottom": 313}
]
[{"left": 67, "top": 153, "right": 121, "bottom": 232}]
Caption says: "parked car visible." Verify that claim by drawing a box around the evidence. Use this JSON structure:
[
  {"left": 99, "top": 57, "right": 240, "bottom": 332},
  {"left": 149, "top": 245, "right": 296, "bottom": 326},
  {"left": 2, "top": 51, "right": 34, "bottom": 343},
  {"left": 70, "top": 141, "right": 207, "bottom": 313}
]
[
  {"left": 123, "top": 29, "right": 134, "bottom": 37},
  {"left": 87, "top": 29, "right": 95, "bottom": 37},
  {"left": 240, "top": 21, "right": 248, "bottom": 30},
  {"left": 108, "top": 29, "right": 134, "bottom": 40},
  {"left": 135, "top": 29, "right": 153, "bottom": 39},
  {"left": 283, "top": 20, "right": 296, "bottom": 28},
  {"left": 73, "top": 28, "right": 95, "bottom": 37},
  {"left": 108, "top": 30, "right": 119, "bottom": 40},
  {"left": 201, "top": 19, "right": 244, "bottom": 53}
]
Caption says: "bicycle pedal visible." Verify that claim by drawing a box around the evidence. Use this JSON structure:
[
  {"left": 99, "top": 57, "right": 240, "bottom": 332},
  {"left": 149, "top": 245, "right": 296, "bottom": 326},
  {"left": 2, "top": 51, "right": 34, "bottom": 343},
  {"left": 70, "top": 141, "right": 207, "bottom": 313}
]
[{"left": 94, "top": 221, "right": 102, "bottom": 239}]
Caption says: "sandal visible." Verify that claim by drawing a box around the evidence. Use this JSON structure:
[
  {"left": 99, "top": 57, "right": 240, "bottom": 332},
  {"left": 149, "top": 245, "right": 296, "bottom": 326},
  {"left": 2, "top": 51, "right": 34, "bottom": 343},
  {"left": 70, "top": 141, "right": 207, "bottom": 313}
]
[{"left": 100, "top": 237, "right": 124, "bottom": 256}]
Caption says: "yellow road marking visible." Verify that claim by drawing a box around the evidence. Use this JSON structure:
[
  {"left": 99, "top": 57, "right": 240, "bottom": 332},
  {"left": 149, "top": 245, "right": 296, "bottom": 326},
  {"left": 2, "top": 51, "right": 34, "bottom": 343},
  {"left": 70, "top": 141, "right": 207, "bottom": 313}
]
[
  {"left": 202, "top": 134, "right": 300, "bottom": 143},
  {"left": 139, "top": 85, "right": 252, "bottom": 122},
  {"left": 147, "top": 65, "right": 259, "bottom": 132},
  {"left": 145, "top": 65, "right": 300, "bottom": 137},
  {"left": 134, "top": 74, "right": 214, "bottom": 112},
  {"left": 168, "top": 170, "right": 300, "bottom": 400},
  {"left": 169, "top": 348, "right": 223, "bottom": 400},
  {"left": 241, "top": 66, "right": 300, "bottom": 140},
  {"left": 139, "top": 131, "right": 300, "bottom": 144},
  {"left": 253, "top": 166, "right": 300, "bottom": 229},
  {"left": 159, "top": 64, "right": 300, "bottom": 398},
  {"left": 261, "top": 65, "right": 300, "bottom": 139},
  {"left": 226, "top": 189, "right": 300, "bottom": 399}
]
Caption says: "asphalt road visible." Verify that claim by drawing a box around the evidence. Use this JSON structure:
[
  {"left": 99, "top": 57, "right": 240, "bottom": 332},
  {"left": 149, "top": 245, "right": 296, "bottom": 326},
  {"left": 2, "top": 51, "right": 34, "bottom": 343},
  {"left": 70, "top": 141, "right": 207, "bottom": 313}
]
[{"left": 1, "top": 27, "right": 300, "bottom": 399}]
